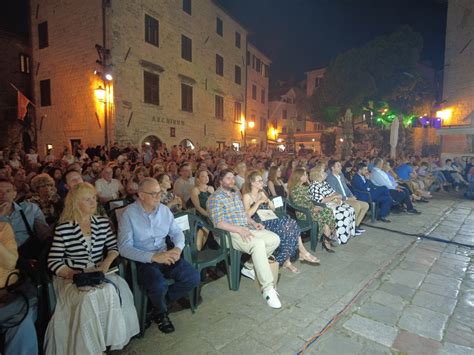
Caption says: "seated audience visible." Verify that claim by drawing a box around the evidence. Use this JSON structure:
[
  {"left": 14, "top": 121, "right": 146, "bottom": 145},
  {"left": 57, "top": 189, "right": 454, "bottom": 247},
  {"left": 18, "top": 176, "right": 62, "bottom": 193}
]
[
  {"left": 118, "top": 178, "right": 200, "bottom": 333},
  {"left": 189, "top": 169, "right": 214, "bottom": 250},
  {"left": 288, "top": 168, "right": 338, "bottom": 252},
  {"left": 326, "top": 160, "right": 368, "bottom": 235},
  {"left": 267, "top": 166, "right": 288, "bottom": 198},
  {"left": 207, "top": 169, "right": 282, "bottom": 308},
  {"left": 95, "top": 166, "right": 125, "bottom": 204},
  {"left": 173, "top": 163, "right": 195, "bottom": 208},
  {"left": 309, "top": 164, "right": 356, "bottom": 245},
  {"left": 351, "top": 163, "right": 393, "bottom": 223},
  {"left": 243, "top": 171, "right": 319, "bottom": 273},
  {"left": 27, "top": 173, "right": 62, "bottom": 226},
  {"left": 0, "top": 222, "right": 39, "bottom": 355},
  {"left": 156, "top": 173, "right": 183, "bottom": 213},
  {"left": 45, "top": 183, "right": 139, "bottom": 353}
]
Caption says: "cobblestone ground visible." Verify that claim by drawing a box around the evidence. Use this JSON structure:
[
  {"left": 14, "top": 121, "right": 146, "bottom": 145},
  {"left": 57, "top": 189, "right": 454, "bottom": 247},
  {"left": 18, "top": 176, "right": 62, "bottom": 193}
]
[{"left": 120, "top": 195, "right": 473, "bottom": 355}]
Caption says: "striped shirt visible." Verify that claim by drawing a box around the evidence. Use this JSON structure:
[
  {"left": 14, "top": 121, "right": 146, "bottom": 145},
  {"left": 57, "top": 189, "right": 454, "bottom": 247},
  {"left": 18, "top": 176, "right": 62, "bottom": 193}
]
[
  {"left": 48, "top": 216, "right": 118, "bottom": 274},
  {"left": 206, "top": 187, "right": 252, "bottom": 229}
]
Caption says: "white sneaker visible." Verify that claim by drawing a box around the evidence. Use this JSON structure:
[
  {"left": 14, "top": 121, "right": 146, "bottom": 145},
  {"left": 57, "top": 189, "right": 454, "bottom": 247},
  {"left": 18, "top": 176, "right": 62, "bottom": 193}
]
[
  {"left": 263, "top": 287, "right": 282, "bottom": 309},
  {"left": 241, "top": 267, "right": 255, "bottom": 280}
]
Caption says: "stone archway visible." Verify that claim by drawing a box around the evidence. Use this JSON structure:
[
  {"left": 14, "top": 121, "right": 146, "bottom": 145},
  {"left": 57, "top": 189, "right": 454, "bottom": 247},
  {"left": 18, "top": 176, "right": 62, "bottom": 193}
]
[
  {"left": 179, "top": 138, "right": 195, "bottom": 150},
  {"left": 141, "top": 135, "right": 163, "bottom": 151}
]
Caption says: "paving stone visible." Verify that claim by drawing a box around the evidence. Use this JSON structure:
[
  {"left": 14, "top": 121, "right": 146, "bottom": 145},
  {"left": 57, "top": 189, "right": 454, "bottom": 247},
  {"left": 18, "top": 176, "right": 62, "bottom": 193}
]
[
  {"left": 378, "top": 282, "right": 416, "bottom": 301},
  {"left": 343, "top": 315, "right": 398, "bottom": 347},
  {"left": 419, "top": 281, "right": 460, "bottom": 299},
  {"left": 392, "top": 330, "right": 442, "bottom": 355},
  {"left": 308, "top": 331, "right": 365, "bottom": 354},
  {"left": 412, "top": 290, "right": 458, "bottom": 315},
  {"left": 370, "top": 290, "right": 407, "bottom": 311},
  {"left": 398, "top": 260, "right": 432, "bottom": 274},
  {"left": 424, "top": 273, "right": 463, "bottom": 290},
  {"left": 359, "top": 340, "right": 393, "bottom": 355},
  {"left": 357, "top": 301, "right": 401, "bottom": 326},
  {"left": 398, "top": 305, "right": 448, "bottom": 341},
  {"left": 438, "top": 342, "right": 474, "bottom": 355},
  {"left": 385, "top": 268, "right": 427, "bottom": 289},
  {"left": 219, "top": 334, "right": 274, "bottom": 355},
  {"left": 445, "top": 318, "right": 474, "bottom": 348}
]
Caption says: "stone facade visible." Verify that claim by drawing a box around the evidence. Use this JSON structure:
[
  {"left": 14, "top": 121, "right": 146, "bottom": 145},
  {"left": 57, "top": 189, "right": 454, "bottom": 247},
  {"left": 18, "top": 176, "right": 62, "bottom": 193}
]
[
  {"left": 305, "top": 67, "right": 325, "bottom": 98},
  {"left": 30, "top": 0, "right": 249, "bottom": 155},
  {"left": 438, "top": 0, "right": 474, "bottom": 155},
  {"left": 245, "top": 43, "right": 270, "bottom": 148},
  {"left": 0, "top": 30, "right": 33, "bottom": 150},
  {"left": 268, "top": 87, "right": 305, "bottom": 138}
]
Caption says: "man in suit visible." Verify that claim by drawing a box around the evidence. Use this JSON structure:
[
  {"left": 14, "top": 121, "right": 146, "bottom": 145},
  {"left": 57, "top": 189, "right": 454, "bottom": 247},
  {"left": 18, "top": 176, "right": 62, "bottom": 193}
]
[
  {"left": 326, "top": 160, "right": 369, "bottom": 235},
  {"left": 351, "top": 163, "right": 393, "bottom": 223}
]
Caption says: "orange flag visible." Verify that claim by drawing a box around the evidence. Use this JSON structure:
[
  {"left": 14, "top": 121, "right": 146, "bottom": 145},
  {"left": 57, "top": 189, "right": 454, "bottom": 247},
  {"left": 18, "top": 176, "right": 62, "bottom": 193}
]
[{"left": 17, "top": 90, "right": 30, "bottom": 120}]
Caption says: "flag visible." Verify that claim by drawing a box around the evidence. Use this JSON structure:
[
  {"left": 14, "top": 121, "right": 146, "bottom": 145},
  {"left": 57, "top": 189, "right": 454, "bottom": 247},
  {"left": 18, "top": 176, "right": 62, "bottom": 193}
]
[
  {"left": 17, "top": 90, "right": 30, "bottom": 120},
  {"left": 10, "top": 83, "right": 34, "bottom": 121}
]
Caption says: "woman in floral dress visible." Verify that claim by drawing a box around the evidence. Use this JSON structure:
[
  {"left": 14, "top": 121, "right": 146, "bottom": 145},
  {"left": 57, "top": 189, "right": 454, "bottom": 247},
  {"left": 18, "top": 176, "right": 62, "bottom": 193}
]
[{"left": 288, "top": 168, "right": 337, "bottom": 252}]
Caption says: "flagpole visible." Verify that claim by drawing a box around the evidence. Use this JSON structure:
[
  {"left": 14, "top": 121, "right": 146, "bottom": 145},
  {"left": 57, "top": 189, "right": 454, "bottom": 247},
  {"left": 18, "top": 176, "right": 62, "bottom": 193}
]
[{"left": 9, "top": 82, "right": 36, "bottom": 107}]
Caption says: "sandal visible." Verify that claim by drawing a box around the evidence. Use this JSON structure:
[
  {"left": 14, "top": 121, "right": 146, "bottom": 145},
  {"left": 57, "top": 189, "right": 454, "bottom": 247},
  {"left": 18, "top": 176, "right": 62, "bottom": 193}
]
[
  {"left": 299, "top": 251, "right": 320, "bottom": 264},
  {"left": 283, "top": 261, "right": 301, "bottom": 274}
]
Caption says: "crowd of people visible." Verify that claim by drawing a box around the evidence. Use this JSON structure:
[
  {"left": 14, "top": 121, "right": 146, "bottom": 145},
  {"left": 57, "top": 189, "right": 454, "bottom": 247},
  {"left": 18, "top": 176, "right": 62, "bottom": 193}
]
[{"left": 0, "top": 141, "right": 473, "bottom": 354}]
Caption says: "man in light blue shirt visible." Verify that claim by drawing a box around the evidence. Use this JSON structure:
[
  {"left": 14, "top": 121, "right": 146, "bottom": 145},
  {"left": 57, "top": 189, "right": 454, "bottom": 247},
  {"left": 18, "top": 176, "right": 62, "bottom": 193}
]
[
  {"left": 118, "top": 177, "right": 199, "bottom": 334},
  {"left": 0, "top": 178, "right": 51, "bottom": 248}
]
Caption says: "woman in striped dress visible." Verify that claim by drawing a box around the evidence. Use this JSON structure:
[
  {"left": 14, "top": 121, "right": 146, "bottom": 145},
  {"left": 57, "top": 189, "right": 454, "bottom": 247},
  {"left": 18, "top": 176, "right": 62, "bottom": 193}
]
[{"left": 45, "top": 182, "right": 139, "bottom": 355}]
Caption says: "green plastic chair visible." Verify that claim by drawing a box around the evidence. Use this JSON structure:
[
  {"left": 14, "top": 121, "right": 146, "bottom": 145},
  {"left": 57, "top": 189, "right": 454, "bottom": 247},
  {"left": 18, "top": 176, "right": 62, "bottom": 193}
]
[
  {"left": 285, "top": 198, "right": 319, "bottom": 251},
  {"left": 180, "top": 213, "right": 233, "bottom": 305}
]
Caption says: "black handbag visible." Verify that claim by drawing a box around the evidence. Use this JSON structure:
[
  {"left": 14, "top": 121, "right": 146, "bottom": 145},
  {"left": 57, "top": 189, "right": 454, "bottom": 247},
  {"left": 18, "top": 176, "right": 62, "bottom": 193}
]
[{"left": 72, "top": 271, "right": 105, "bottom": 287}]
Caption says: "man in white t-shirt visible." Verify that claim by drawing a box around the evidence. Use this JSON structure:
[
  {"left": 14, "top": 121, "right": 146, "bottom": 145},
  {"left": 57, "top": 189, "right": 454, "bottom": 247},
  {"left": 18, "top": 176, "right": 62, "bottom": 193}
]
[{"left": 95, "top": 166, "right": 124, "bottom": 204}]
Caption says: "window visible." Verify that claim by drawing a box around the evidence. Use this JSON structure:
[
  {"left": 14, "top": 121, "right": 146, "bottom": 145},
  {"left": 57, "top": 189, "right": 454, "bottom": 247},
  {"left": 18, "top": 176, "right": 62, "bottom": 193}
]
[
  {"left": 183, "top": 0, "right": 191, "bottom": 15},
  {"left": 144, "top": 71, "right": 159, "bottom": 105},
  {"left": 282, "top": 109, "right": 287, "bottom": 120},
  {"left": 235, "top": 31, "right": 241, "bottom": 48},
  {"left": 234, "top": 65, "right": 241, "bottom": 85},
  {"left": 252, "top": 55, "right": 256, "bottom": 69},
  {"left": 260, "top": 117, "right": 267, "bottom": 132},
  {"left": 256, "top": 58, "right": 261, "bottom": 73},
  {"left": 216, "top": 54, "right": 224, "bottom": 76},
  {"left": 263, "top": 64, "right": 269, "bottom": 78},
  {"left": 261, "top": 88, "right": 265, "bottom": 104},
  {"left": 19, "top": 54, "right": 30, "bottom": 74},
  {"left": 216, "top": 17, "right": 223, "bottom": 36},
  {"left": 40, "top": 79, "right": 51, "bottom": 106},
  {"left": 181, "top": 35, "right": 192, "bottom": 61},
  {"left": 252, "top": 85, "right": 257, "bottom": 100},
  {"left": 215, "top": 95, "right": 224, "bottom": 119},
  {"left": 145, "top": 14, "right": 159, "bottom": 47},
  {"left": 282, "top": 126, "right": 287, "bottom": 134},
  {"left": 181, "top": 83, "right": 193, "bottom": 112},
  {"left": 234, "top": 101, "right": 242, "bottom": 122},
  {"left": 170, "top": 127, "right": 176, "bottom": 137},
  {"left": 246, "top": 51, "right": 250, "bottom": 66},
  {"left": 38, "top": 21, "right": 48, "bottom": 49},
  {"left": 315, "top": 77, "right": 322, "bottom": 88}
]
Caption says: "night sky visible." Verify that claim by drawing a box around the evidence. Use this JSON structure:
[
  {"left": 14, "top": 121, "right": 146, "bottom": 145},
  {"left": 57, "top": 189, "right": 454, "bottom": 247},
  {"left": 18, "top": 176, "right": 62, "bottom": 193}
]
[{"left": 2, "top": 0, "right": 447, "bottom": 81}]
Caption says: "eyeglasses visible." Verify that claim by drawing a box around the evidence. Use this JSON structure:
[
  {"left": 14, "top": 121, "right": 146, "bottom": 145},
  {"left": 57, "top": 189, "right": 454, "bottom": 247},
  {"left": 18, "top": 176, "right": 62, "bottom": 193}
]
[{"left": 141, "top": 191, "right": 162, "bottom": 198}]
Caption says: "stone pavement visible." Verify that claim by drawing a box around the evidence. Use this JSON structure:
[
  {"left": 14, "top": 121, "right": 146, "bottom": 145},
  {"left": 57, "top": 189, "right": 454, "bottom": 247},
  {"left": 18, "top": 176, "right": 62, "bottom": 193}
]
[{"left": 120, "top": 195, "right": 473, "bottom": 355}]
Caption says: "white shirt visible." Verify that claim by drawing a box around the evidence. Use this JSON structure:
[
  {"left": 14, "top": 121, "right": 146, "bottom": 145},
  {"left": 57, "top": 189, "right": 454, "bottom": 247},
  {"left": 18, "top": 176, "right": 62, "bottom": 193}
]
[
  {"left": 95, "top": 178, "right": 122, "bottom": 201},
  {"left": 334, "top": 174, "right": 347, "bottom": 198}
]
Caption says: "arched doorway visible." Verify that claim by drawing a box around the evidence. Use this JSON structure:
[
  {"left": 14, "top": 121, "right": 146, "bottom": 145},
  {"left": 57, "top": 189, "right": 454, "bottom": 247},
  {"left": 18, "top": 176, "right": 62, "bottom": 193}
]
[
  {"left": 141, "top": 135, "right": 162, "bottom": 151},
  {"left": 179, "top": 138, "right": 195, "bottom": 150}
]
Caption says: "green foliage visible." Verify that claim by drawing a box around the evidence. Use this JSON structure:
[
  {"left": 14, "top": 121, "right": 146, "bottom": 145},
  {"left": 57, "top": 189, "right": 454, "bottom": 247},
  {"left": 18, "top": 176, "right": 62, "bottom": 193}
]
[{"left": 312, "top": 25, "right": 427, "bottom": 124}]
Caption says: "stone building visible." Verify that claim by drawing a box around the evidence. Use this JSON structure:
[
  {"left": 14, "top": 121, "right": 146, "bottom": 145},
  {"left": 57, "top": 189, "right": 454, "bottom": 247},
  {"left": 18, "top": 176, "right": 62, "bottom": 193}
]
[
  {"left": 245, "top": 43, "right": 270, "bottom": 148},
  {"left": 30, "top": 0, "right": 250, "bottom": 155},
  {"left": 438, "top": 0, "right": 474, "bottom": 156},
  {"left": 0, "top": 29, "right": 33, "bottom": 151},
  {"left": 305, "top": 67, "right": 325, "bottom": 98}
]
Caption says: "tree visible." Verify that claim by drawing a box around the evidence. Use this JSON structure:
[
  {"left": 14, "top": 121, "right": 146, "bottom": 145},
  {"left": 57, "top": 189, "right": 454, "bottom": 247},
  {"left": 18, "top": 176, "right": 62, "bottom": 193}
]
[
  {"left": 320, "top": 131, "right": 336, "bottom": 157},
  {"left": 312, "top": 26, "right": 425, "bottom": 125}
]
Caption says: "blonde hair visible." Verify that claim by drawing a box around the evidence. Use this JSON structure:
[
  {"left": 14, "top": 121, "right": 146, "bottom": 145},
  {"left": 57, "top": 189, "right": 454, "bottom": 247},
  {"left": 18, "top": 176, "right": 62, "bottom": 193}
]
[
  {"left": 287, "top": 168, "right": 306, "bottom": 195},
  {"left": 30, "top": 173, "right": 54, "bottom": 192},
  {"left": 309, "top": 163, "right": 326, "bottom": 181},
  {"left": 59, "top": 182, "right": 97, "bottom": 224}
]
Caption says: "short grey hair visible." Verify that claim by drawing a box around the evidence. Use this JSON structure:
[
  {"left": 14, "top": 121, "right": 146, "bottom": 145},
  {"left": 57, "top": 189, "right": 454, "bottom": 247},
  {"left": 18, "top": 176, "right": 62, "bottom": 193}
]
[{"left": 138, "top": 177, "right": 159, "bottom": 191}]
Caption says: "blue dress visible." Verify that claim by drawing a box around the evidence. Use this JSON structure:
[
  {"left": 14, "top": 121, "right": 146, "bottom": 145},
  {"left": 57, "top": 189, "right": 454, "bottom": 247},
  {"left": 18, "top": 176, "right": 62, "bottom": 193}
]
[{"left": 250, "top": 201, "right": 300, "bottom": 266}]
